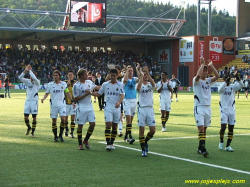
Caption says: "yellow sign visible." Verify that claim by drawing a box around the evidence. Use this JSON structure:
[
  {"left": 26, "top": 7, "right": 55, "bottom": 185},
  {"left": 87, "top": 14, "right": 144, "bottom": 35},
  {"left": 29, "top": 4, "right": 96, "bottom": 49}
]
[{"left": 238, "top": 50, "right": 250, "bottom": 55}]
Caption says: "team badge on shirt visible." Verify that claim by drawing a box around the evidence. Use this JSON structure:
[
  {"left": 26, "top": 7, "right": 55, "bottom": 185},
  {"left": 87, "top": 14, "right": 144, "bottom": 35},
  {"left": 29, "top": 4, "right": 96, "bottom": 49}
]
[
  {"left": 116, "top": 88, "right": 118, "bottom": 91},
  {"left": 206, "top": 82, "right": 209, "bottom": 84}
]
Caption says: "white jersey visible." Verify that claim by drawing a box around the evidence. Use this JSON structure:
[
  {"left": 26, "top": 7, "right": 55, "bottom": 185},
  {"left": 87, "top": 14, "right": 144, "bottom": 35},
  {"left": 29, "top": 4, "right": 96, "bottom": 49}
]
[
  {"left": 193, "top": 77, "right": 212, "bottom": 106},
  {"left": 45, "top": 81, "right": 68, "bottom": 107},
  {"left": 18, "top": 70, "right": 40, "bottom": 101},
  {"left": 137, "top": 82, "right": 155, "bottom": 107},
  {"left": 98, "top": 81, "right": 124, "bottom": 109},
  {"left": 73, "top": 80, "right": 96, "bottom": 109},
  {"left": 244, "top": 79, "right": 249, "bottom": 87},
  {"left": 156, "top": 81, "right": 173, "bottom": 101},
  {"left": 218, "top": 81, "right": 243, "bottom": 111}
]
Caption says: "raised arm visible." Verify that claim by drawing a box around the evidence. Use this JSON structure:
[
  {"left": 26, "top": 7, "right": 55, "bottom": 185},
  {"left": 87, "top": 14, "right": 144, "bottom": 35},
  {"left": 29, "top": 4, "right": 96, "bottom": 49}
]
[
  {"left": 29, "top": 70, "right": 40, "bottom": 85},
  {"left": 194, "top": 57, "right": 205, "bottom": 82},
  {"left": 18, "top": 65, "right": 29, "bottom": 84},
  {"left": 123, "top": 65, "right": 128, "bottom": 84},
  {"left": 136, "top": 74, "right": 143, "bottom": 91},
  {"left": 144, "top": 66, "right": 155, "bottom": 87},
  {"left": 208, "top": 59, "right": 219, "bottom": 83}
]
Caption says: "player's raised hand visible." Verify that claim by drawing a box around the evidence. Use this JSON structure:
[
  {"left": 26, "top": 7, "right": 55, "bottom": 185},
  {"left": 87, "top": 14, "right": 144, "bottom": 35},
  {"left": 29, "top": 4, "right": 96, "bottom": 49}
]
[
  {"left": 123, "top": 65, "right": 127, "bottom": 71},
  {"left": 200, "top": 57, "right": 205, "bottom": 65},
  {"left": 143, "top": 66, "right": 149, "bottom": 73},
  {"left": 207, "top": 59, "right": 213, "bottom": 66},
  {"left": 136, "top": 63, "right": 140, "bottom": 70}
]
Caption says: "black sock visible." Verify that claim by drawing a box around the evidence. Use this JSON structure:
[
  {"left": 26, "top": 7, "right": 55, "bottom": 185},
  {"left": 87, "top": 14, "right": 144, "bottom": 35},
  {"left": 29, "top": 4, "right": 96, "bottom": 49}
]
[
  {"left": 77, "top": 129, "right": 82, "bottom": 145},
  {"left": 219, "top": 130, "right": 225, "bottom": 143},
  {"left": 110, "top": 129, "right": 117, "bottom": 144},
  {"left": 25, "top": 120, "right": 31, "bottom": 129},
  {"left": 139, "top": 136, "right": 145, "bottom": 151},
  {"left": 84, "top": 126, "right": 94, "bottom": 142},
  {"left": 226, "top": 131, "right": 233, "bottom": 147},
  {"left": 71, "top": 121, "right": 75, "bottom": 134},
  {"left": 31, "top": 121, "right": 37, "bottom": 134},
  {"left": 145, "top": 132, "right": 153, "bottom": 144},
  {"left": 52, "top": 123, "right": 57, "bottom": 138},
  {"left": 105, "top": 128, "right": 111, "bottom": 145}
]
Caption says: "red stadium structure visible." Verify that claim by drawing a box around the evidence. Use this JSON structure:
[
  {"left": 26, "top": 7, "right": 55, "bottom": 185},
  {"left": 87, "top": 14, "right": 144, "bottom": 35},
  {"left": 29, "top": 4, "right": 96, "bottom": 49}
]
[{"left": 0, "top": 0, "right": 248, "bottom": 87}]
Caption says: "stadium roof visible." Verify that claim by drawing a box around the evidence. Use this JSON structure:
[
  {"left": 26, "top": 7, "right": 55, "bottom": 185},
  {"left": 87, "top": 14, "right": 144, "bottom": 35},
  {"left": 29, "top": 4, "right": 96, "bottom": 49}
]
[
  {"left": 0, "top": 8, "right": 185, "bottom": 44},
  {"left": 0, "top": 27, "right": 180, "bottom": 44}
]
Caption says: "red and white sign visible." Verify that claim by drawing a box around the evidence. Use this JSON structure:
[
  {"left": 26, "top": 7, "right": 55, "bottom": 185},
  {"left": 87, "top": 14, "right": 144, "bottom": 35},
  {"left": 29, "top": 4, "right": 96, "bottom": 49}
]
[
  {"left": 198, "top": 41, "right": 204, "bottom": 66},
  {"left": 209, "top": 40, "right": 222, "bottom": 63},
  {"left": 87, "top": 3, "right": 102, "bottom": 23},
  {"left": 158, "top": 49, "right": 170, "bottom": 64}
]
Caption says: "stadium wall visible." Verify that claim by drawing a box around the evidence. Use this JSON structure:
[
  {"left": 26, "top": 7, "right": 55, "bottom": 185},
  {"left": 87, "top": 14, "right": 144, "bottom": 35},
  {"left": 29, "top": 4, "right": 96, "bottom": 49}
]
[{"left": 172, "top": 35, "right": 237, "bottom": 87}]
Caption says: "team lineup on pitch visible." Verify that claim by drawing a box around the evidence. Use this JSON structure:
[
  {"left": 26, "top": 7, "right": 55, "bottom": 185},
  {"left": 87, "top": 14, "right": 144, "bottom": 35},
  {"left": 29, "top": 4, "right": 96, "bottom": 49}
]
[{"left": 16, "top": 59, "right": 247, "bottom": 160}]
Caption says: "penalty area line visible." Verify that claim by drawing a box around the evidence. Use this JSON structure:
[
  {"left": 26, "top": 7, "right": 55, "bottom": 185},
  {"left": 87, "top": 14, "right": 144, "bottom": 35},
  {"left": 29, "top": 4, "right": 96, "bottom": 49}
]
[{"left": 99, "top": 142, "right": 250, "bottom": 175}]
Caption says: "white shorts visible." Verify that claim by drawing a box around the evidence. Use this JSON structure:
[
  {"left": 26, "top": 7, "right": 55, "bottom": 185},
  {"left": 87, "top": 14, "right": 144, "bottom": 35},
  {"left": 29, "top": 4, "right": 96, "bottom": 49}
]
[
  {"left": 50, "top": 106, "right": 66, "bottom": 118},
  {"left": 160, "top": 100, "right": 171, "bottom": 111},
  {"left": 75, "top": 107, "right": 95, "bottom": 125},
  {"left": 137, "top": 107, "right": 156, "bottom": 127},
  {"left": 220, "top": 109, "right": 236, "bottom": 125},
  {"left": 104, "top": 107, "right": 120, "bottom": 123},
  {"left": 194, "top": 106, "right": 211, "bottom": 127},
  {"left": 123, "top": 99, "right": 137, "bottom": 116},
  {"left": 24, "top": 100, "right": 38, "bottom": 114},
  {"left": 66, "top": 104, "right": 76, "bottom": 116}
]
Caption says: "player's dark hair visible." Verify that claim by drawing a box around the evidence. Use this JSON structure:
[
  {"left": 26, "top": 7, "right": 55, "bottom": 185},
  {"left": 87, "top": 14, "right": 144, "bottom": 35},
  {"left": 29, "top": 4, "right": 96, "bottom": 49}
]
[
  {"left": 110, "top": 68, "right": 118, "bottom": 75},
  {"left": 162, "top": 72, "right": 168, "bottom": 76},
  {"left": 67, "top": 70, "right": 74, "bottom": 75}
]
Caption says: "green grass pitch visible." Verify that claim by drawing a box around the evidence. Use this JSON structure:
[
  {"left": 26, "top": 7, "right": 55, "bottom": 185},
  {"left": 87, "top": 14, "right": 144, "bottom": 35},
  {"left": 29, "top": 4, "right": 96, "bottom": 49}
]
[{"left": 0, "top": 89, "right": 249, "bottom": 186}]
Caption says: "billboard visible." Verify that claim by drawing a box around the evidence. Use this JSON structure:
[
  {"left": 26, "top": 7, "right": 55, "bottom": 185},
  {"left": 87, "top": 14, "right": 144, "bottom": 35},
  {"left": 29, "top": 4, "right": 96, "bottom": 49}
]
[
  {"left": 70, "top": 0, "right": 106, "bottom": 28},
  {"left": 223, "top": 38, "right": 234, "bottom": 55},
  {"left": 209, "top": 40, "right": 222, "bottom": 63},
  {"left": 179, "top": 37, "right": 194, "bottom": 62},
  {"left": 158, "top": 49, "right": 170, "bottom": 64}
]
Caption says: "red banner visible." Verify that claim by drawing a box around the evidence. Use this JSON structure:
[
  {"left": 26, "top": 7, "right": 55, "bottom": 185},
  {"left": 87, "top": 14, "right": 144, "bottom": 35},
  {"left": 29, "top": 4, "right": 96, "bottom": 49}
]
[
  {"left": 198, "top": 41, "right": 204, "bottom": 66},
  {"left": 87, "top": 3, "right": 102, "bottom": 23},
  {"left": 209, "top": 40, "right": 222, "bottom": 63}
]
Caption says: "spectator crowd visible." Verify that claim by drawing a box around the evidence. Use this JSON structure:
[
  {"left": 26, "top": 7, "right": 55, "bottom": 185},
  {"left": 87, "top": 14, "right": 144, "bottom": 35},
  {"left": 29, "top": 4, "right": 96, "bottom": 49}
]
[{"left": 0, "top": 47, "right": 162, "bottom": 83}]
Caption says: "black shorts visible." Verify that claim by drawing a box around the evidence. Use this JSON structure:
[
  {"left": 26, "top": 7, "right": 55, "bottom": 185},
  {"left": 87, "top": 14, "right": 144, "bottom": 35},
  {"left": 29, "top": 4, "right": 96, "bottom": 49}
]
[
  {"left": 173, "top": 87, "right": 178, "bottom": 94},
  {"left": 242, "top": 87, "right": 248, "bottom": 92}
]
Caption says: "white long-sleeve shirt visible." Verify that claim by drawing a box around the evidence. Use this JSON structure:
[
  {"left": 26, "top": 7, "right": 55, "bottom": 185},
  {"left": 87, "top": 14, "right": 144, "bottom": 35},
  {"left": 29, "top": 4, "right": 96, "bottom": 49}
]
[
  {"left": 218, "top": 80, "right": 243, "bottom": 111},
  {"left": 18, "top": 70, "right": 40, "bottom": 101}
]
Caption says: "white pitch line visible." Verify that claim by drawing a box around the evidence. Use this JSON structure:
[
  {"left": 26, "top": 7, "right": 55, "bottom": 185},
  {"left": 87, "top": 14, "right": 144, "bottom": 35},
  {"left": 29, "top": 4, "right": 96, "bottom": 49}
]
[
  {"left": 114, "top": 133, "right": 250, "bottom": 143},
  {"left": 99, "top": 142, "right": 250, "bottom": 175}
]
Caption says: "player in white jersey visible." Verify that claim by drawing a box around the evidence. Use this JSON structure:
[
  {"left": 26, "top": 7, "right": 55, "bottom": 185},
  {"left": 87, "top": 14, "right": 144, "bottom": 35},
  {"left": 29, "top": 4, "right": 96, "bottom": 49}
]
[
  {"left": 41, "top": 70, "right": 75, "bottom": 142},
  {"left": 18, "top": 64, "right": 40, "bottom": 137},
  {"left": 243, "top": 78, "right": 250, "bottom": 99},
  {"left": 156, "top": 72, "right": 173, "bottom": 132},
  {"left": 106, "top": 65, "right": 124, "bottom": 137},
  {"left": 218, "top": 72, "right": 243, "bottom": 152},
  {"left": 136, "top": 66, "right": 156, "bottom": 157},
  {"left": 122, "top": 64, "right": 141, "bottom": 144},
  {"left": 92, "top": 69, "right": 125, "bottom": 150},
  {"left": 73, "top": 69, "right": 100, "bottom": 150},
  {"left": 170, "top": 74, "right": 181, "bottom": 102},
  {"left": 193, "top": 58, "right": 219, "bottom": 157}
]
